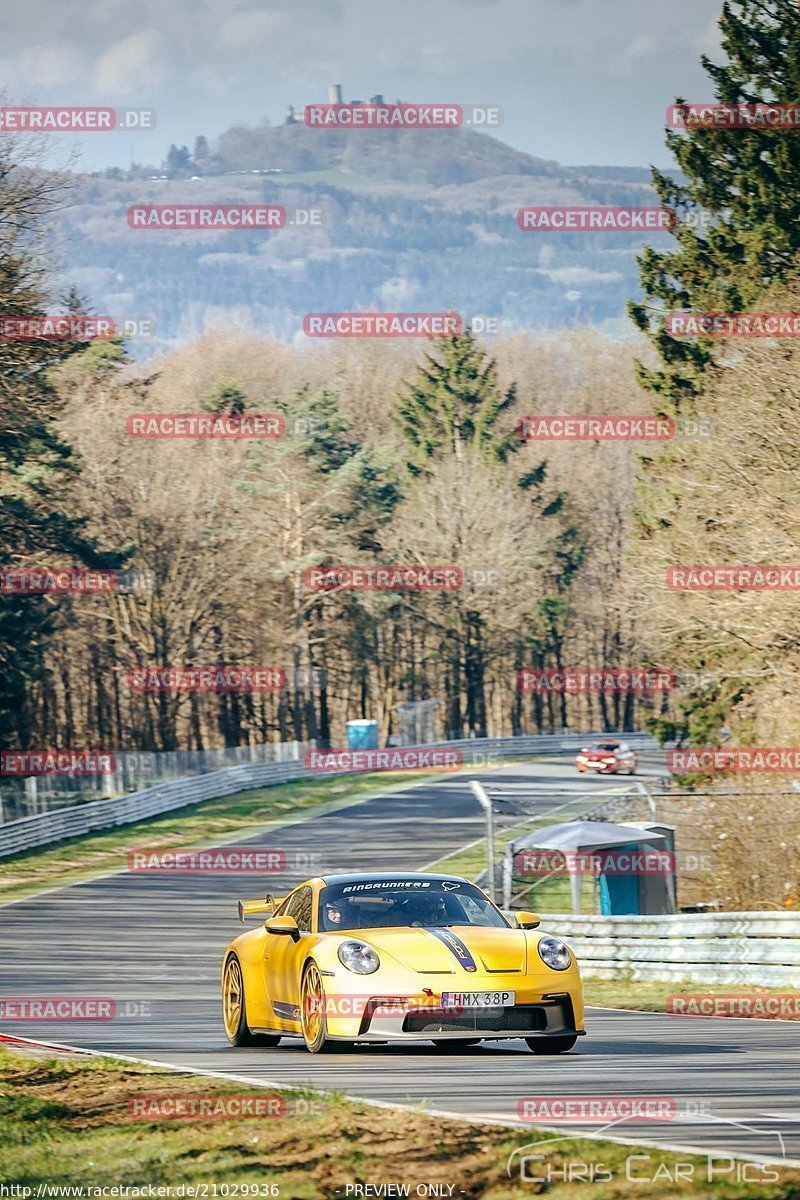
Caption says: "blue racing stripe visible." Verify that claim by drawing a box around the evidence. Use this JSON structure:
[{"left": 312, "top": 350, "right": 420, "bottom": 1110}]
[{"left": 429, "top": 928, "right": 478, "bottom": 973}]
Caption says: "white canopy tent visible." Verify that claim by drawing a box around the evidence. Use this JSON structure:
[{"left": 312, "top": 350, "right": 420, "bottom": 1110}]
[{"left": 503, "top": 819, "right": 674, "bottom": 914}]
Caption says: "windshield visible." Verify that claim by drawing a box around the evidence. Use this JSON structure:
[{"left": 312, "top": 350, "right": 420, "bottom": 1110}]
[
  {"left": 318, "top": 879, "right": 510, "bottom": 932},
  {"left": 593, "top": 744, "right": 619, "bottom": 752}
]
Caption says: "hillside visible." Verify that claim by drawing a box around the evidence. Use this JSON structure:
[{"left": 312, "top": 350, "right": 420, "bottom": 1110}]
[{"left": 55, "top": 122, "right": 671, "bottom": 354}]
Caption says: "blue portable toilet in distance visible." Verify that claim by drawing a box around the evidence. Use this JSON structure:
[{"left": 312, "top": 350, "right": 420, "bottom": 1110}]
[
  {"left": 346, "top": 719, "right": 379, "bottom": 750},
  {"left": 598, "top": 844, "right": 642, "bottom": 916}
]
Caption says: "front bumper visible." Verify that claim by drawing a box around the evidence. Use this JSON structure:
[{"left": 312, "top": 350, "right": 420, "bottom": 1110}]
[{"left": 323, "top": 980, "right": 584, "bottom": 1042}]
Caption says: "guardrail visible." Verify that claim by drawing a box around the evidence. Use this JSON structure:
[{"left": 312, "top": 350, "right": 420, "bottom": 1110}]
[
  {"left": 0, "top": 732, "right": 658, "bottom": 859},
  {"left": 0, "top": 740, "right": 310, "bottom": 823},
  {"left": 538, "top": 911, "right": 800, "bottom": 987}
]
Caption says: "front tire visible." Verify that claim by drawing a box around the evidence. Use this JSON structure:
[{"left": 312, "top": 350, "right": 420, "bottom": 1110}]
[
  {"left": 301, "top": 961, "right": 335, "bottom": 1053},
  {"left": 223, "top": 954, "right": 281, "bottom": 1047},
  {"left": 525, "top": 1034, "right": 578, "bottom": 1055}
]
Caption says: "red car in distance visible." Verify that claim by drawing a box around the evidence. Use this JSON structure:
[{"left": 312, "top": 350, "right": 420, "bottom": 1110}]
[{"left": 575, "top": 740, "right": 637, "bottom": 775}]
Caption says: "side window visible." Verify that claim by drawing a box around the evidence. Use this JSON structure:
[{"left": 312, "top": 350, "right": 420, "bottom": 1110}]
[{"left": 283, "top": 885, "right": 313, "bottom": 933}]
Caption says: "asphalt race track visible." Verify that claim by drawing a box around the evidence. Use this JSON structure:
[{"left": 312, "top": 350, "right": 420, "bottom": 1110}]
[{"left": 1, "top": 755, "right": 798, "bottom": 1166}]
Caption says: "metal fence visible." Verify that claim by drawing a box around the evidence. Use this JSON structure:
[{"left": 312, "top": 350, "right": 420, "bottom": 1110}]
[
  {"left": 0, "top": 741, "right": 309, "bottom": 824},
  {"left": 0, "top": 732, "right": 657, "bottom": 859},
  {"left": 538, "top": 911, "right": 800, "bottom": 986}
]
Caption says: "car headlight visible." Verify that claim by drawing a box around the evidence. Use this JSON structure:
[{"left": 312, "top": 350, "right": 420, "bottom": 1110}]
[
  {"left": 538, "top": 936, "right": 571, "bottom": 971},
  {"left": 338, "top": 940, "right": 380, "bottom": 974}
]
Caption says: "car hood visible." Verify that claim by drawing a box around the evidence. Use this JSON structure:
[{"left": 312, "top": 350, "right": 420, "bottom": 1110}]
[
  {"left": 353, "top": 926, "right": 529, "bottom": 974},
  {"left": 580, "top": 750, "right": 617, "bottom": 760}
]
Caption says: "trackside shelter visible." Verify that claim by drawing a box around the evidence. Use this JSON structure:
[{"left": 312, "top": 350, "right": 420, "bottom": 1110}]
[{"left": 503, "top": 819, "right": 677, "bottom": 915}]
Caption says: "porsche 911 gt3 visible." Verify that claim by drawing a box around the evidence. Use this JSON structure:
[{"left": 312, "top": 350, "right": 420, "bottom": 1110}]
[{"left": 221, "top": 871, "right": 584, "bottom": 1054}]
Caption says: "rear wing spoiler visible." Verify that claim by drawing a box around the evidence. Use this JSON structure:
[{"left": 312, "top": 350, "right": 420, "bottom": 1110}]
[{"left": 238, "top": 893, "right": 285, "bottom": 923}]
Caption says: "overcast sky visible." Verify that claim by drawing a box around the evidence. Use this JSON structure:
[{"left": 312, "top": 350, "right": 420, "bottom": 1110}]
[{"left": 1, "top": 0, "right": 725, "bottom": 171}]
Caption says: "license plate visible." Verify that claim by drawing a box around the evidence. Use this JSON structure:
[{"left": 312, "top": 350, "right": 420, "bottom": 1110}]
[{"left": 441, "top": 990, "right": 515, "bottom": 1008}]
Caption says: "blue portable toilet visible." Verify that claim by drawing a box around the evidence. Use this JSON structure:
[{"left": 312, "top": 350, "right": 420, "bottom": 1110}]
[
  {"left": 599, "top": 844, "right": 641, "bottom": 915},
  {"left": 346, "top": 719, "right": 379, "bottom": 750},
  {"left": 598, "top": 827, "right": 677, "bottom": 915}
]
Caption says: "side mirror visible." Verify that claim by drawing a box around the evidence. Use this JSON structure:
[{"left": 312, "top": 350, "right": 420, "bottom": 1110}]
[
  {"left": 515, "top": 911, "right": 541, "bottom": 929},
  {"left": 265, "top": 915, "right": 300, "bottom": 941}
]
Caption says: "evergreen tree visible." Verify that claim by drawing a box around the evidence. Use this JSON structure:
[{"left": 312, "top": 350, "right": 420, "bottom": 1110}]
[
  {"left": 203, "top": 380, "right": 247, "bottom": 415},
  {"left": 394, "top": 330, "right": 519, "bottom": 472},
  {"left": 629, "top": 0, "right": 800, "bottom": 404},
  {"left": 0, "top": 140, "right": 126, "bottom": 746},
  {"left": 166, "top": 144, "right": 191, "bottom": 176}
]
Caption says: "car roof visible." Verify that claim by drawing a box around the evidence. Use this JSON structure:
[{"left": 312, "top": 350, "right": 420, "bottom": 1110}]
[{"left": 319, "top": 870, "right": 467, "bottom": 886}]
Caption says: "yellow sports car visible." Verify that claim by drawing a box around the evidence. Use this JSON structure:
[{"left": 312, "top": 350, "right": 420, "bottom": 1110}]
[{"left": 221, "top": 871, "right": 585, "bottom": 1054}]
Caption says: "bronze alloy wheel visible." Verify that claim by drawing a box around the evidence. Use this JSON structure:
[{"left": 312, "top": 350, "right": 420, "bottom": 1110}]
[
  {"left": 301, "top": 961, "right": 328, "bottom": 1052},
  {"left": 223, "top": 954, "right": 281, "bottom": 1047}
]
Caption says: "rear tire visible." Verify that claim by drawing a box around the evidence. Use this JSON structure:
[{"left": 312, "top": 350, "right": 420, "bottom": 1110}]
[
  {"left": 525, "top": 1034, "right": 578, "bottom": 1055},
  {"left": 223, "top": 954, "right": 281, "bottom": 1047}
]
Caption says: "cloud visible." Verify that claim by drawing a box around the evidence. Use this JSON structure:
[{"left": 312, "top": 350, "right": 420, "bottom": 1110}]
[
  {"left": 218, "top": 10, "right": 287, "bottom": 51},
  {"left": 376, "top": 275, "right": 420, "bottom": 306},
  {"left": 94, "top": 31, "right": 166, "bottom": 95},
  {"left": 536, "top": 267, "right": 624, "bottom": 285},
  {"left": 0, "top": 44, "right": 83, "bottom": 88},
  {"left": 624, "top": 33, "right": 659, "bottom": 61}
]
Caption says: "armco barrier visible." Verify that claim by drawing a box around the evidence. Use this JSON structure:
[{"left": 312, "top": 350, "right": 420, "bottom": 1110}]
[
  {"left": 539, "top": 911, "right": 800, "bottom": 987},
  {"left": 0, "top": 733, "right": 656, "bottom": 859}
]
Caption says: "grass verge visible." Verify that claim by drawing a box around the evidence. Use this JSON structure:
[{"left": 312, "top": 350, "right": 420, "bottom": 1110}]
[
  {"left": 585, "top": 978, "right": 800, "bottom": 1019},
  {"left": 0, "top": 1043, "right": 797, "bottom": 1196}
]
